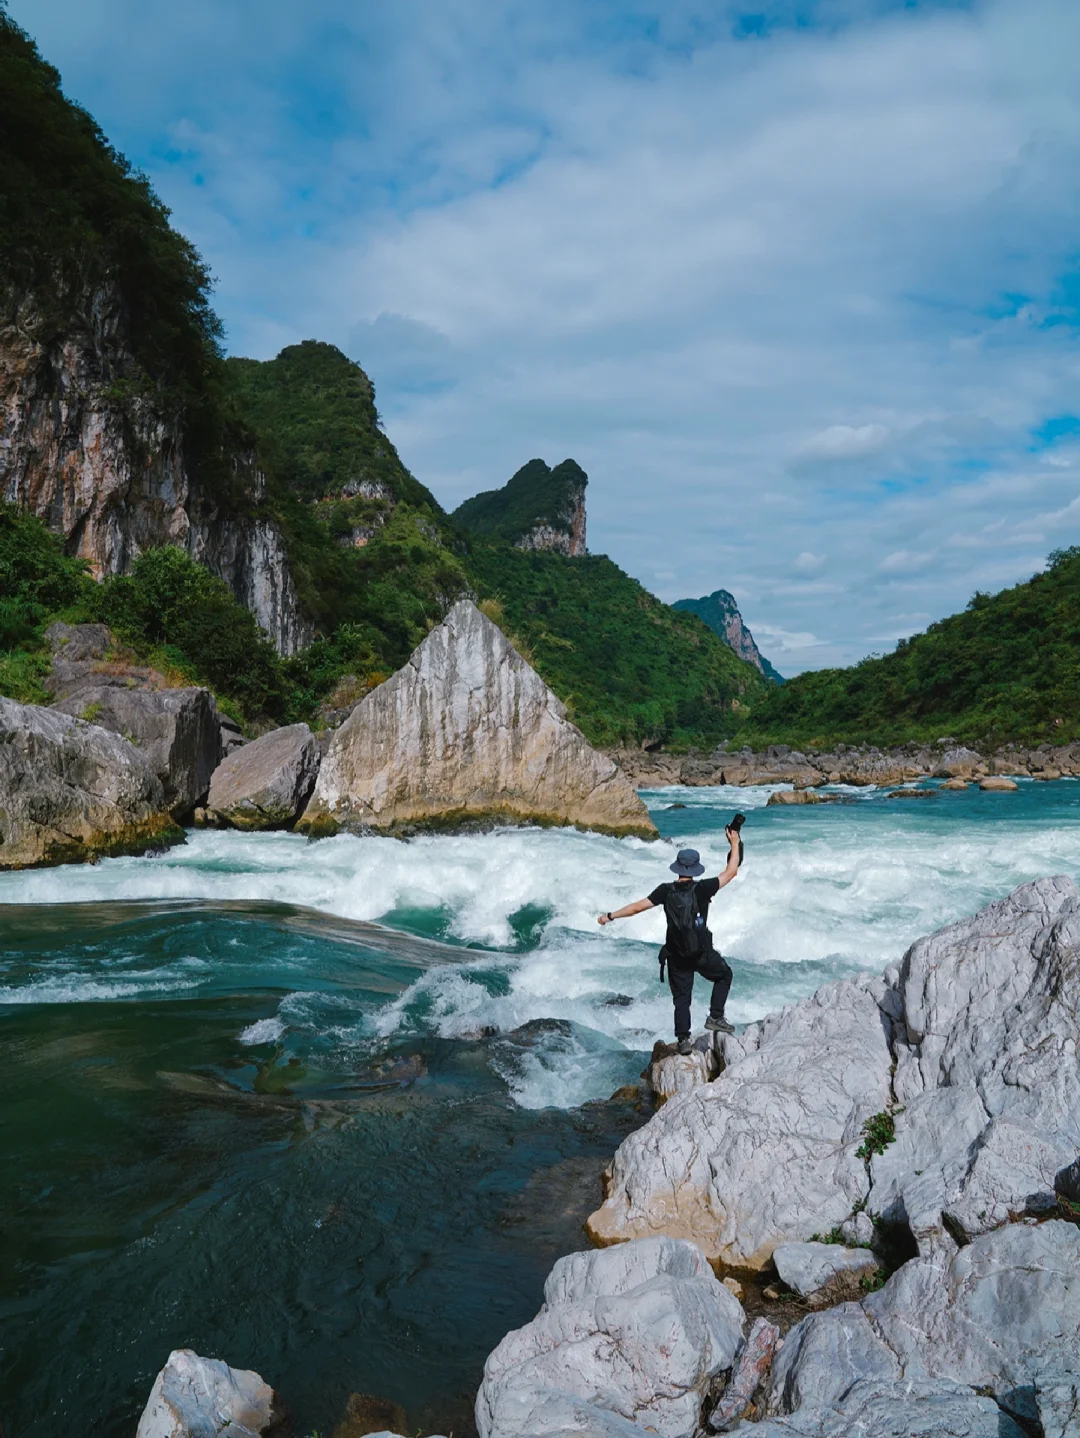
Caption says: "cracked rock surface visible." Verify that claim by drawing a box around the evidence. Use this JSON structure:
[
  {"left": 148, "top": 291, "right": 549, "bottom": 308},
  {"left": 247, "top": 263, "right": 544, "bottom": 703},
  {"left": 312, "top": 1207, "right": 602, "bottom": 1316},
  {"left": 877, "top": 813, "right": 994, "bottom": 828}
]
[{"left": 475, "top": 1236, "right": 745, "bottom": 1438}]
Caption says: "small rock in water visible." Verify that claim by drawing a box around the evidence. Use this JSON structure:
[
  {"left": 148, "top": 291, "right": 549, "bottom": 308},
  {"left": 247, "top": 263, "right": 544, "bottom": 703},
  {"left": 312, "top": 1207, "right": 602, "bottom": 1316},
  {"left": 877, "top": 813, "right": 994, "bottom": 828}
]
[
  {"left": 136, "top": 1349, "right": 283, "bottom": 1438},
  {"left": 766, "top": 790, "right": 840, "bottom": 806},
  {"left": 331, "top": 1392, "right": 407, "bottom": 1438},
  {"left": 979, "top": 776, "right": 1019, "bottom": 791},
  {"left": 939, "top": 778, "right": 969, "bottom": 791},
  {"left": 667, "top": 801, "right": 688, "bottom": 810},
  {"left": 887, "top": 788, "right": 934, "bottom": 799}
]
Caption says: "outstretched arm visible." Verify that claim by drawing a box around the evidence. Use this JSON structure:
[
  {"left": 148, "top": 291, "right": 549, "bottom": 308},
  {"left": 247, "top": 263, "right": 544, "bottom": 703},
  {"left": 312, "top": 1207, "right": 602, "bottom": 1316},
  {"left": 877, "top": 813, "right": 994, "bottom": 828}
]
[
  {"left": 714, "top": 826, "right": 742, "bottom": 892},
  {"left": 597, "top": 898, "right": 655, "bottom": 926}
]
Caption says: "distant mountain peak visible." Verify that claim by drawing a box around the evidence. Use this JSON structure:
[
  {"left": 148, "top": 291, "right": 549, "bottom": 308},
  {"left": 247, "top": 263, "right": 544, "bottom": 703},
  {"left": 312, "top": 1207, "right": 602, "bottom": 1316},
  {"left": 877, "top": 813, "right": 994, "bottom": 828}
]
[
  {"left": 451, "top": 458, "right": 587, "bottom": 556},
  {"left": 673, "top": 589, "right": 783, "bottom": 683}
]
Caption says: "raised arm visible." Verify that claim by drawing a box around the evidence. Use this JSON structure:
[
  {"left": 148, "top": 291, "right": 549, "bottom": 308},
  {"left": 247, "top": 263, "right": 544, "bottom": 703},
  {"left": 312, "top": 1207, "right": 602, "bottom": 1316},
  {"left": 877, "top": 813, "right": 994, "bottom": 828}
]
[
  {"left": 714, "top": 826, "right": 742, "bottom": 892},
  {"left": 597, "top": 898, "right": 655, "bottom": 926}
]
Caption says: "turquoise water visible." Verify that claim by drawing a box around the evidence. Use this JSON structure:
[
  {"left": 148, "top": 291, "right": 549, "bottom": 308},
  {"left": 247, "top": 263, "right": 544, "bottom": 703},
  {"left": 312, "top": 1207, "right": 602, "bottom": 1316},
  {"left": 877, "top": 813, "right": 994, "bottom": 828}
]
[{"left": 1, "top": 778, "right": 1078, "bottom": 1435}]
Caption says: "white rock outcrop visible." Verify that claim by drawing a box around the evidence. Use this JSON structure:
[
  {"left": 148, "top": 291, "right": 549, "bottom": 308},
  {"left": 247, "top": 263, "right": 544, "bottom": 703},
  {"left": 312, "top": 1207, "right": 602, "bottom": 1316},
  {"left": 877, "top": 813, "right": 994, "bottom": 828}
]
[
  {"left": 588, "top": 878, "right": 1080, "bottom": 1268},
  {"left": 136, "top": 1349, "right": 281, "bottom": 1438},
  {"left": 587, "top": 976, "right": 895, "bottom": 1267},
  {"left": 206, "top": 723, "right": 319, "bottom": 829},
  {"left": 475, "top": 1236, "right": 744, "bottom": 1438},
  {"left": 765, "top": 1220, "right": 1080, "bottom": 1434},
  {"left": 299, "top": 600, "right": 655, "bottom": 839}
]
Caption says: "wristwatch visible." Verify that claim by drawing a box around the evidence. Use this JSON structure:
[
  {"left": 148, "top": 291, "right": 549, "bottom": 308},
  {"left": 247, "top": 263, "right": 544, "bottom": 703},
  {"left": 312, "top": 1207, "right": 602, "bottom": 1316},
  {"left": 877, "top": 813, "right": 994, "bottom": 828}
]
[{"left": 607, "top": 912, "right": 613, "bottom": 921}]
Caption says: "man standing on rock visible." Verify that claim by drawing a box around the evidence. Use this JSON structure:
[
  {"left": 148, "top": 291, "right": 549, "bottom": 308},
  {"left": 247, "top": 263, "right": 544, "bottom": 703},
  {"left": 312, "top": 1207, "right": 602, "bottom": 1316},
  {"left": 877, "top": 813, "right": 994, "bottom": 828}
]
[{"left": 598, "top": 829, "right": 741, "bottom": 1054}]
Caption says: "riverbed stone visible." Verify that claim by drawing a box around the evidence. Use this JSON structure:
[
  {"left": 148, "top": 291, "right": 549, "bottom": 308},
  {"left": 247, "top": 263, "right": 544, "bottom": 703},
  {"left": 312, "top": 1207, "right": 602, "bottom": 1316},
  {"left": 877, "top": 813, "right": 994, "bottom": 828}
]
[
  {"left": 0, "top": 696, "right": 180, "bottom": 869},
  {"left": 299, "top": 599, "right": 655, "bottom": 839},
  {"left": 586, "top": 977, "right": 893, "bottom": 1268},
  {"left": 771, "top": 1241, "right": 880, "bottom": 1305},
  {"left": 206, "top": 723, "right": 319, "bottom": 830},
  {"left": 136, "top": 1349, "right": 283, "bottom": 1438},
  {"left": 476, "top": 1236, "right": 745, "bottom": 1438}
]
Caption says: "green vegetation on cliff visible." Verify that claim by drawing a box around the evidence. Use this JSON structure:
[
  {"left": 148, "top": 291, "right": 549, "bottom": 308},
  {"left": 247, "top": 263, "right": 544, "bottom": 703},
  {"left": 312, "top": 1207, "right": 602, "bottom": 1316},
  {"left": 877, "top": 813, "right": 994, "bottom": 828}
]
[
  {"left": 468, "top": 546, "right": 768, "bottom": 748},
  {"left": 0, "top": 11, "right": 230, "bottom": 437},
  {"left": 452, "top": 458, "right": 587, "bottom": 546},
  {"left": 739, "top": 548, "right": 1080, "bottom": 749},
  {"left": 0, "top": 504, "right": 88, "bottom": 702},
  {"left": 227, "top": 342, "right": 438, "bottom": 509}
]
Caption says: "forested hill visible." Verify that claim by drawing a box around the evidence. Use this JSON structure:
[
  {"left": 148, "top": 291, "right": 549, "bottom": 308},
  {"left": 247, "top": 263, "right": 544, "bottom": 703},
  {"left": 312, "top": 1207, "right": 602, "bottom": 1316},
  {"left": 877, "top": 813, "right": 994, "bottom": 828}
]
[
  {"left": 452, "top": 458, "right": 588, "bottom": 555},
  {"left": 739, "top": 547, "right": 1080, "bottom": 749}
]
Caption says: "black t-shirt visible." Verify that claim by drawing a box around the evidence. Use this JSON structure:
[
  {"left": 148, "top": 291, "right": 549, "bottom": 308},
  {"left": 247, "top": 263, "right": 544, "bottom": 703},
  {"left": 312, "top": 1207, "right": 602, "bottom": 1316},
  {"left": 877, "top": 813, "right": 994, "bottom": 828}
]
[{"left": 648, "top": 877, "right": 721, "bottom": 952}]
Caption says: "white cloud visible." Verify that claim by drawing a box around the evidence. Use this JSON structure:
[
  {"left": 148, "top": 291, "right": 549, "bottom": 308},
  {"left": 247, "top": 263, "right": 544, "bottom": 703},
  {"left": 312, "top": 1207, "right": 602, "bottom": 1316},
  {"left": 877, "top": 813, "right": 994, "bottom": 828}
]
[{"left": 797, "top": 424, "right": 892, "bottom": 462}]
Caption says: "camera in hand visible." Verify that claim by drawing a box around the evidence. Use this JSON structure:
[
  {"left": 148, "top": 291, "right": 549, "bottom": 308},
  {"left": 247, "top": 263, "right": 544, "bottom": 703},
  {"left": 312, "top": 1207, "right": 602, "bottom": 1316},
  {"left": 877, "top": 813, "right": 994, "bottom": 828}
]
[{"left": 729, "top": 811, "right": 746, "bottom": 867}]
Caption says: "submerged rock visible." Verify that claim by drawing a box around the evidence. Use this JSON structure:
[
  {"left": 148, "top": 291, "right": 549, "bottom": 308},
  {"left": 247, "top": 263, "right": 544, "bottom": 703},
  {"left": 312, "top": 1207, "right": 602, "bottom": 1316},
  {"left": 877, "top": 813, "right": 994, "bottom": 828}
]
[
  {"left": 475, "top": 1236, "right": 744, "bottom": 1438},
  {"left": 136, "top": 1349, "right": 284, "bottom": 1438},
  {"left": 206, "top": 723, "right": 319, "bottom": 829},
  {"left": 298, "top": 599, "right": 655, "bottom": 838},
  {"left": 0, "top": 696, "right": 180, "bottom": 869},
  {"left": 979, "top": 776, "right": 1018, "bottom": 791}
]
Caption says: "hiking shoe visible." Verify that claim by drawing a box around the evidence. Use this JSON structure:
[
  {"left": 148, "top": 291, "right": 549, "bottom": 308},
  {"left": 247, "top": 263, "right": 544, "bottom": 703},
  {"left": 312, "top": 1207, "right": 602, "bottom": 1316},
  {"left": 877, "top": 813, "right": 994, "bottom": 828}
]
[
  {"left": 705, "top": 1014, "right": 735, "bottom": 1034},
  {"left": 677, "top": 1037, "right": 694, "bottom": 1055}
]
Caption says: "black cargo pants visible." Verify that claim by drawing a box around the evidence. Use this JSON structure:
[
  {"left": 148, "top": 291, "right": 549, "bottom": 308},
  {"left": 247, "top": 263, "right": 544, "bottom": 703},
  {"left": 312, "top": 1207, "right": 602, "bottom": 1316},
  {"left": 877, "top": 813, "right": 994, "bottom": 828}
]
[{"left": 666, "top": 949, "right": 733, "bottom": 1040}]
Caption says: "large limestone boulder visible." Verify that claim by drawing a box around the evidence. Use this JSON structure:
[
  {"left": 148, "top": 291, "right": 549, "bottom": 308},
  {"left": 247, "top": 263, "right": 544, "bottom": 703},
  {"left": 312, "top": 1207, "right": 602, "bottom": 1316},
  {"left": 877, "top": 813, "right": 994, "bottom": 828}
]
[
  {"left": 47, "top": 623, "right": 220, "bottom": 817},
  {"left": 0, "top": 696, "right": 180, "bottom": 869},
  {"left": 476, "top": 1236, "right": 745, "bottom": 1438},
  {"left": 206, "top": 723, "right": 319, "bottom": 830},
  {"left": 298, "top": 600, "right": 655, "bottom": 838},
  {"left": 587, "top": 976, "right": 895, "bottom": 1268},
  {"left": 765, "top": 1221, "right": 1080, "bottom": 1433},
  {"left": 587, "top": 877, "right": 1080, "bottom": 1268},
  {"left": 136, "top": 1349, "right": 283, "bottom": 1438}
]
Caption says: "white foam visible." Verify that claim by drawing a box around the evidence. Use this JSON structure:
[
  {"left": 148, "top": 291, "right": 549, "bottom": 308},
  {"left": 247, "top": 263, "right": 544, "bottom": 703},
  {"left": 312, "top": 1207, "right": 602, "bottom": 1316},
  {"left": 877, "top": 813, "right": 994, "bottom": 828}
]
[
  {"left": 3, "top": 786, "right": 1079, "bottom": 1106},
  {"left": 238, "top": 1016, "right": 287, "bottom": 1045}
]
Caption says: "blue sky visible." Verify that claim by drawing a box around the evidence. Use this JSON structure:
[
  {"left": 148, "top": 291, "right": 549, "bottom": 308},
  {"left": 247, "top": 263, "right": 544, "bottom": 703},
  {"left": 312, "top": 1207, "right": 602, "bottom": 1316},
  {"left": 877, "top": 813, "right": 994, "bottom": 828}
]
[{"left": 12, "top": 0, "right": 1080, "bottom": 672}]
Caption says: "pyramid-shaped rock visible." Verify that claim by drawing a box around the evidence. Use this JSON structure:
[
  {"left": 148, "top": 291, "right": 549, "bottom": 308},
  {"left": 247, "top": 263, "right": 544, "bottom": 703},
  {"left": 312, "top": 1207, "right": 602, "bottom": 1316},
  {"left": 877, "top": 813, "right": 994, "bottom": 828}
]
[{"left": 298, "top": 600, "right": 656, "bottom": 838}]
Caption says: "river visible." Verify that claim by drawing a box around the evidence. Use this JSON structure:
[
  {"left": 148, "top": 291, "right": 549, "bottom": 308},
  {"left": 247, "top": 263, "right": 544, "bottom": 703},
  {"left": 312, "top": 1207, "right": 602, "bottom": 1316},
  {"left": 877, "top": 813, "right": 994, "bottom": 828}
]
[{"left": 1, "top": 779, "right": 1077, "bottom": 1436}]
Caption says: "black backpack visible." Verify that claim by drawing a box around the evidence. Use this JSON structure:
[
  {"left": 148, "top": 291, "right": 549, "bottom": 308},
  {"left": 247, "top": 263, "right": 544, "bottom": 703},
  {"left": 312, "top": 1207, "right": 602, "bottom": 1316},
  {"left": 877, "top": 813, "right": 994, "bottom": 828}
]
[{"left": 662, "top": 882, "right": 709, "bottom": 965}]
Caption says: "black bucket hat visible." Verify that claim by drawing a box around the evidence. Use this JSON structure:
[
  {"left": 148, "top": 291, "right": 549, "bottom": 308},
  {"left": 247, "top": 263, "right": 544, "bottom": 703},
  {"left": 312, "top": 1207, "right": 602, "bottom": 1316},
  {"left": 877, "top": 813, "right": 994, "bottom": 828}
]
[{"left": 670, "top": 847, "right": 705, "bottom": 877}]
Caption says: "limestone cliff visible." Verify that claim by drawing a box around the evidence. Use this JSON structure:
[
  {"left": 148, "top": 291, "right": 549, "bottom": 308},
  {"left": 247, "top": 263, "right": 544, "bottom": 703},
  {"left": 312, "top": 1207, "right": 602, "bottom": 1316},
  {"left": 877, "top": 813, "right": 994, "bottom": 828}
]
[
  {"left": 452, "top": 458, "right": 588, "bottom": 557},
  {"left": 298, "top": 599, "right": 655, "bottom": 838},
  {"left": 674, "top": 589, "right": 783, "bottom": 683},
  {"left": 0, "top": 283, "right": 311, "bottom": 655}
]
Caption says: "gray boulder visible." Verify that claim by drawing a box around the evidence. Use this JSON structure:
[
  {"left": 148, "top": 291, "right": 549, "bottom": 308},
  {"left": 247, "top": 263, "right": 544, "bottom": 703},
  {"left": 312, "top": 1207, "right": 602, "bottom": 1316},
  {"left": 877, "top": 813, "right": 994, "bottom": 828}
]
[
  {"left": 768, "top": 1221, "right": 1080, "bottom": 1431},
  {"left": 750, "top": 1378, "right": 1022, "bottom": 1437},
  {"left": 206, "top": 724, "right": 319, "bottom": 830},
  {"left": 772, "top": 1241, "right": 880, "bottom": 1305},
  {"left": 47, "top": 622, "right": 220, "bottom": 817},
  {"left": 53, "top": 684, "right": 220, "bottom": 818},
  {"left": 589, "top": 877, "right": 1080, "bottom": 1268},
  {"left": 881, "top": 876, "right": 1080, "bottom": 1251},
  {"left": 587, "top": 976, "right": 894, "bottom": 1268},
  {"left": 476, "top": 1236, "right": 744, "bottom": 1438},
  {"left": 136, "top": 1349, "right": 283, "bottom": 1438},
  {"left": 0, "top": 696, "right": 179, "bottom": 869}
]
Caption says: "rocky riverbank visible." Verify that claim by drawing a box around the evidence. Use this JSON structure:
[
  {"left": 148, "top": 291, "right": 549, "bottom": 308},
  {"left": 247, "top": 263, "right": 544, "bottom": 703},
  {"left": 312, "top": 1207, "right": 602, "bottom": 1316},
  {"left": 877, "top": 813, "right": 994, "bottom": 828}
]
[
  {"left": 134, "top": 876, "right": 1080, "bottom": 1438},
  {"left": 611, "top": 738, "right": 1080, "bottom": 788},
  {"left": 1, "top": 602, "right": 654, "bottom": 870}
]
